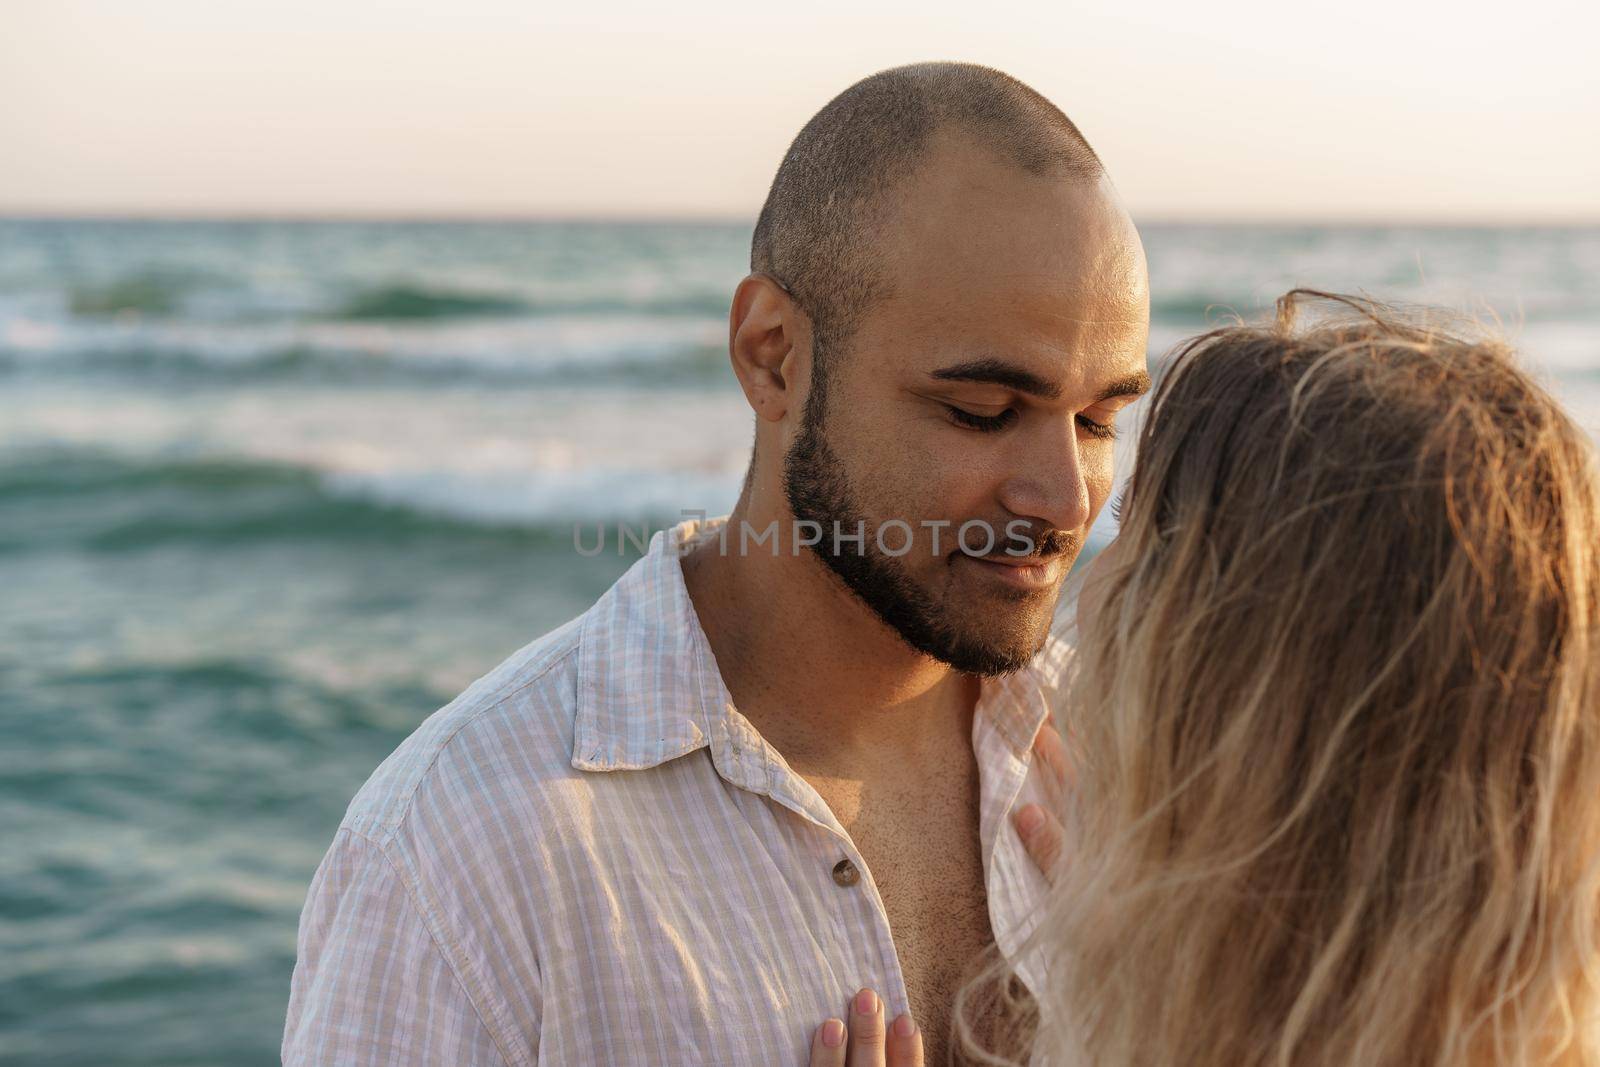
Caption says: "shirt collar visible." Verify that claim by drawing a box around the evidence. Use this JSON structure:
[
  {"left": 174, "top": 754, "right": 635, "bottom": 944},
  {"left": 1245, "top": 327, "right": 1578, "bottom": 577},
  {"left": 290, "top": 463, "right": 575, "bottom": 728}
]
[{"left": 572, "top": 514, "right": 1061, "bottom": 782}]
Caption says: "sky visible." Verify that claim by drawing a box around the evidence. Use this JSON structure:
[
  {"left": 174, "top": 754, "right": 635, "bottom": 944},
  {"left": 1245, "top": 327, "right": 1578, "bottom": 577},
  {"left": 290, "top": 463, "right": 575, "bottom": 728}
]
[{"left": 3, "top": 0, "right": 1598, "bottom": 221}]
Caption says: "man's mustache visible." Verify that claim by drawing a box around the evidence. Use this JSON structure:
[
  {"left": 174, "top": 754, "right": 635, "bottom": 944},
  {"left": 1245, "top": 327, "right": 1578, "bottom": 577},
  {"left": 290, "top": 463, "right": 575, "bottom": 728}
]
[{"left": 960, "top": 523, "right": 1080, "bottom": 562}]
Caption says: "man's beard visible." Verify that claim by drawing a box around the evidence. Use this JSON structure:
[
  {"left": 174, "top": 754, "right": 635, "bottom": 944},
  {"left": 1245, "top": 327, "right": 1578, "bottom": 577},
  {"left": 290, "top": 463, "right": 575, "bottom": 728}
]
[{"left": 781, "top": 374, "right": 1057, "bottom": 677}]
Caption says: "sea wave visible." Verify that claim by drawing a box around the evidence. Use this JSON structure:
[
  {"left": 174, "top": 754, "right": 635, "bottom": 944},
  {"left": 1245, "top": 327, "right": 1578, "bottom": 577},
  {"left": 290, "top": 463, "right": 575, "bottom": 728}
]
[
  {"left": 325, "top": 283, "right": 732, "bottom": 321},
  {"left": 0, "top": 339, "right": 730, "bottom": 387},
  {"left": 328, "top": 283, "right": 533, "bottom": 321},
  {"left": 0, "top": 312, "right": 731, "bottom": 386},
  {"left": 0, "top": 446, "right": 740, "bottom": 554},
  {"left": 66, "top": 269, "right": 205, "bottom": 316},
  {"left": 49, "top": 273, "right": 735, "bottom": 323}
]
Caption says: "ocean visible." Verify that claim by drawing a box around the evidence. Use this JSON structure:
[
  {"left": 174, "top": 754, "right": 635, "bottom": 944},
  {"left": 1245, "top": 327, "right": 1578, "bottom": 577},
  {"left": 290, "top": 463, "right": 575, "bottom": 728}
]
[{"left": 2, "top": 218, "right": 1597, "bottom": 1064}]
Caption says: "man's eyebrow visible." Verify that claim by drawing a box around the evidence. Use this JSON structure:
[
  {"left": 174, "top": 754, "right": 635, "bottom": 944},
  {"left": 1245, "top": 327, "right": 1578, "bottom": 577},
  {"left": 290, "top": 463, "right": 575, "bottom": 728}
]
[
  {"left": 1096, "top": 371, "right": 1152, "bottom": 402},
  {"left": 928, "top": 358, "right": 1061, "bottom": 399},
  {"left": 927, "top": 361, "right": 1153, "bottom": 404}
]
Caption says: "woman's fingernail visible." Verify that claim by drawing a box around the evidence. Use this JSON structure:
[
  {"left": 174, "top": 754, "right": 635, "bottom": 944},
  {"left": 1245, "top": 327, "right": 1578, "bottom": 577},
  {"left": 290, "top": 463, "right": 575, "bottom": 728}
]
[
  {"left": 854, "top": 988, "right": 877, "bottom": 1015},
  {"left": 892, "top": 1013, "right": 915, "bottom": 1038},
  {"left": 821, "top": 1019, "right": 845, "bottom": 1048},
  {"left": 1015, "top": 805, "right": 1044, "bottom": 835}
]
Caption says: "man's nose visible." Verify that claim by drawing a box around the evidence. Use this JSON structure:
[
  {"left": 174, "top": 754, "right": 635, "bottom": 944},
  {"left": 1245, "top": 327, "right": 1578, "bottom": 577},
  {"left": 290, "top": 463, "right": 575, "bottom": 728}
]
[{"left": 996, "top": 429, "right": 1092, "bottom": 535}]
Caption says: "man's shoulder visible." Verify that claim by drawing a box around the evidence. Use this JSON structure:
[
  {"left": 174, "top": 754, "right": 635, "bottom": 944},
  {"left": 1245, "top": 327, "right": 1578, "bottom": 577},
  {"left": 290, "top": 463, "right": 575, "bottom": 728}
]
[
  {"left": 338, "top": 612, "right": 589, "bottom": 849},
  {"left": 287, "top": 617, "right": 598, "bottom": 1067}
]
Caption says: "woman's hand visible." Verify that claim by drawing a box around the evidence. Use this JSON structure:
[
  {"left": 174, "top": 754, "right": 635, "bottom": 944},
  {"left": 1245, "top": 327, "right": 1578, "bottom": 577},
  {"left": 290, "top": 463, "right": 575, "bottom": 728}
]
[
  {"left": 807, "top": 988, "right": 922, "bottom": 1067},
  {"left": 1011, "top": 720, "right": 1072, "bottom": 883}
]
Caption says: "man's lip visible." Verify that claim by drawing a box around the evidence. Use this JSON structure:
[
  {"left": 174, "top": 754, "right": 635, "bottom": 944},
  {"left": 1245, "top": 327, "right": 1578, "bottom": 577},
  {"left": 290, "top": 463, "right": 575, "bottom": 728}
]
[
  {"left": 957, "top": 552, "right": 1065, "bottom": 590},
  {"left": 962, "top": 553, "right": 1065, "bottom": 568}
]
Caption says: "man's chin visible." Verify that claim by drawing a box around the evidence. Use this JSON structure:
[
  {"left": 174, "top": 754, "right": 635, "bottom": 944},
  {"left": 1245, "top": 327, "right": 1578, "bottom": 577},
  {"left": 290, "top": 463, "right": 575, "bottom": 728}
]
[
  {"left": 928, "top": 614, "right": 1055, "bottom": 677},
  {"left": 937, "top": 638, "right": 1045, "bottom": 678}
]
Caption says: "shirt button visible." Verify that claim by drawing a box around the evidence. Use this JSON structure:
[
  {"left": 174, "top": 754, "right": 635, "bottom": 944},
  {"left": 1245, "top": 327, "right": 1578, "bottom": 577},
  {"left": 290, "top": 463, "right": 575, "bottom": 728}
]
[{"left": 831, "top": 858, "right": 860, "bottom": 887}]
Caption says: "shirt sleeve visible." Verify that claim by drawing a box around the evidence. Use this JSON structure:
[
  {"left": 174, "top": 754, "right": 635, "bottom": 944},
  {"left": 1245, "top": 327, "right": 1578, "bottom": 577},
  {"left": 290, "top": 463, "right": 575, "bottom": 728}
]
[{"left": 282, "top": 827, "right": 520, "bottom": 1066}]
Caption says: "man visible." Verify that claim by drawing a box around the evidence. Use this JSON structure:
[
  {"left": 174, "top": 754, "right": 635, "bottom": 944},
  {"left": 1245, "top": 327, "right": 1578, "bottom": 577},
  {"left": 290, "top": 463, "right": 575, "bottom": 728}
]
[{"left": 283, "top": 61, "right": 1149, "bottom": 1066}]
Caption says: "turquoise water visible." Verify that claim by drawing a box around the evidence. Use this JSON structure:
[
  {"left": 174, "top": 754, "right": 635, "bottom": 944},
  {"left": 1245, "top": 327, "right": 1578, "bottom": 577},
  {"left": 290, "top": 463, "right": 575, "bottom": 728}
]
[{"left": 3, "top": 219, "right": 1597, "bottom": 1064}]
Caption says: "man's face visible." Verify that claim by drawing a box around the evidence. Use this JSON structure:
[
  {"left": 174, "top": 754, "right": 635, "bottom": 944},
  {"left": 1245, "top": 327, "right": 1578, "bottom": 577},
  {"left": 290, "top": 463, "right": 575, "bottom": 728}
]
[{"left": 783, "top": 139, "right": 1150, "bottom": 676}]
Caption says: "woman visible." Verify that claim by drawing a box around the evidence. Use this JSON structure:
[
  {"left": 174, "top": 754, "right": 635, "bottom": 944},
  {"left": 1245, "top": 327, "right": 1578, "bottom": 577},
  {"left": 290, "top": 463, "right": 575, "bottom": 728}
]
[{"left": 811, "top": 290, "right": 1600, "bottom": 1065}]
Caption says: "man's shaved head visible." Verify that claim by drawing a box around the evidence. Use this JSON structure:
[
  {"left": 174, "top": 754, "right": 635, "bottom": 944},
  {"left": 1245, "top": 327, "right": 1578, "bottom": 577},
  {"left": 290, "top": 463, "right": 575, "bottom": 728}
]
[
  {"left": 723, "top": 61, "right": 1146, "bottom": 682},
  {"left": 751, "top": 61, "right": 1104, "bottom": 357}
]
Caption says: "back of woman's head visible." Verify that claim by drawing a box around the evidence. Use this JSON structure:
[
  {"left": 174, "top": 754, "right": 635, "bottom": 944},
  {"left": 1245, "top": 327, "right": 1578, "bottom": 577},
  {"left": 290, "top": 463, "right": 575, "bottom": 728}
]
[{"left": 1041, "top": 291, "right": 1600, "bottom": 1067}]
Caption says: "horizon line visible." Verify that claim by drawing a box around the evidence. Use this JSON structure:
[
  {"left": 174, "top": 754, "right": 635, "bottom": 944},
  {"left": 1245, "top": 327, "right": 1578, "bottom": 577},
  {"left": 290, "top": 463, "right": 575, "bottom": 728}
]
[{"left": 2, "top": 207, "right": 1599, "bottom": 229}]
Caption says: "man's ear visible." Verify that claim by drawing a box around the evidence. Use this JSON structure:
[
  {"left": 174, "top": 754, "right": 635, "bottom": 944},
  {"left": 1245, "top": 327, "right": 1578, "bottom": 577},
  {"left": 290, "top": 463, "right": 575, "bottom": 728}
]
[{"left": 728, "top": 273, "right": 806, "bottom": 423}]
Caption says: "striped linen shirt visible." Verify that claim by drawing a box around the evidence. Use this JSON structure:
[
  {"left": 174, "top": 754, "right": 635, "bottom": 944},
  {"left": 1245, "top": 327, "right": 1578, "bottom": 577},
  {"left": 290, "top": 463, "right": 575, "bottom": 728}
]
[{"left": 283, "top": 515, "right": 1069, "bottom": 1066}]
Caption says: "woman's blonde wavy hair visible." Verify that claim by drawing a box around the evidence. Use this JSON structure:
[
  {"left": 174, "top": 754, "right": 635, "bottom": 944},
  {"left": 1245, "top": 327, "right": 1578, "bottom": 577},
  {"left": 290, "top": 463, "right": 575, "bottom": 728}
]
[{"left": 956, "top": 290, "right": 1600, "bottom": 1066}]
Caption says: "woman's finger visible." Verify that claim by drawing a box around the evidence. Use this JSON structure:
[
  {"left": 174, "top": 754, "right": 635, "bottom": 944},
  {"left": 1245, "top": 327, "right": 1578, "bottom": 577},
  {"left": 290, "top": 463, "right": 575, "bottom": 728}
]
[
  {"left": 885, "top": 1011, "right": 924, "bottom": 1067},
  {"left": 808, "top": 1017, "right": 848, "bottom": 1067},
  {"left": 1013, "top": 802, "right": 1065, "bottom": 882},
  {"left": 847, "top": 987, "right": 886, "bottom": 1067},
  {"left": 1031, "top": 720, "right": 1074, "bottom": 808},
  {"left": 811, "top": 989, "right": 910, "bottom": 1067}
]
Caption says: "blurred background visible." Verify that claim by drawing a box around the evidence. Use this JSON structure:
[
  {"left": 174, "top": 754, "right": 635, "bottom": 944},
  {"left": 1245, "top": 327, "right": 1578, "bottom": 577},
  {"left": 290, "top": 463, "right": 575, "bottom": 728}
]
[{"left": 2, "top": 2, "right": 1597, "bottom": 1063}]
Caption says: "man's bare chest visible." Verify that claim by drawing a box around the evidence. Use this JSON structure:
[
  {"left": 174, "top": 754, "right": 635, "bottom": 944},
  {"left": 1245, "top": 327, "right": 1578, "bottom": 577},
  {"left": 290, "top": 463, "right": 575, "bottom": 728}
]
[{"left": 816, "top": 775, "right": 993, "bottom": 1055}]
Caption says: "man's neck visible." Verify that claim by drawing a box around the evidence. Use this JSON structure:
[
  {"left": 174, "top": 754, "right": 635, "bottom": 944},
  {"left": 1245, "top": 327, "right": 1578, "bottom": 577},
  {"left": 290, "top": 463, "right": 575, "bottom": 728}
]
[{"left": 678, "top": 506, "right": 981, "bottom": 777}]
